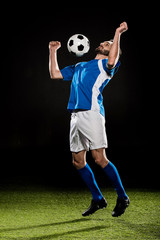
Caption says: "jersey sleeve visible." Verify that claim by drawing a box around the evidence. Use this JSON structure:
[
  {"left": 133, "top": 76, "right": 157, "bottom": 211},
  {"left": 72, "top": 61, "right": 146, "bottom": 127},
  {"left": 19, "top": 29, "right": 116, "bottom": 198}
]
[
  {"left": 102, "top": 59, "right": 120, "bottom": 77},
  {"left": 60, "top": 65, "right": 75, "bottom": 81}
]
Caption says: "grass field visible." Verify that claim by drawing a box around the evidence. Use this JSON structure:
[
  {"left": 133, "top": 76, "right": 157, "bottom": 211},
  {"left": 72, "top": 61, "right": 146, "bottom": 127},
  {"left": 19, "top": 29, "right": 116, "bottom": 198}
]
[{"left": 0, "top": 186, "right": 159, "bottom": 240}]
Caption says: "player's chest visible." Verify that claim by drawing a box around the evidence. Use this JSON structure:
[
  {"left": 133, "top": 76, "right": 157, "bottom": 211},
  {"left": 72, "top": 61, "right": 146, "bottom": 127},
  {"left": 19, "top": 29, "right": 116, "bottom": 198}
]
[{"left": 74, "top": 61, "right": 100, "bottom": 82}]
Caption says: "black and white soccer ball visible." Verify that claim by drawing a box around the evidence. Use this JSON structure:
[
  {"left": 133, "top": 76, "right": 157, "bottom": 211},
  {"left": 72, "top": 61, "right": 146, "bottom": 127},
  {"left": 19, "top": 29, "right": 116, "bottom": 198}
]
[{"left": 67, "top": 34, "right": 90, "bottom": 57}]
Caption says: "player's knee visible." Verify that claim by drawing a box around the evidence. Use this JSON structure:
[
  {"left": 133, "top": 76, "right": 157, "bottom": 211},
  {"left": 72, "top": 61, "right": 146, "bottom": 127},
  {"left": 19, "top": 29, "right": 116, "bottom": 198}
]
[
  {"left": 94, "top": 155, "right": 109, "bottom": 168},
  {"left": 72, "top": 154, "right": 86, "bottom": 170},
  {"left": 92, "top": 149, "right": 109, "bottom": 168},
  {"left": 72, "top": 159, "right": 85, "bottom": 170},
  {"left": 94, "top": 156, "right": 103, "bottom": 166}
]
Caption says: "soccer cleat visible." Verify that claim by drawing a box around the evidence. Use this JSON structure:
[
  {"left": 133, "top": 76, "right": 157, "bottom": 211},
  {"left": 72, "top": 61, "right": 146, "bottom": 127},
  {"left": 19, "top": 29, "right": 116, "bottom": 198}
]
[
  {"left": 112, "top": 197, "right": 130, "bottom": 217},
  {"left": 82, "top": 197, "right": 107, "bottom": 217}
]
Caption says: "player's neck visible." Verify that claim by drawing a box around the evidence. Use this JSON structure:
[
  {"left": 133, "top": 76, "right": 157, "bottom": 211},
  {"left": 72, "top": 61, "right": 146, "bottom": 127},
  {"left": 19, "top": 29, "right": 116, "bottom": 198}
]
[{"left": 95, "top": 54, "right": 108, "bottom": 60}]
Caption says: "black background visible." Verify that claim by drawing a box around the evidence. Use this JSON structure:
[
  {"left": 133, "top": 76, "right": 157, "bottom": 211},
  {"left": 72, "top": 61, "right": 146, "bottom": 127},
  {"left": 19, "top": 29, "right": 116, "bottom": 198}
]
[{"left": 1, "top": 8, "right": 157, "bottom": 189}]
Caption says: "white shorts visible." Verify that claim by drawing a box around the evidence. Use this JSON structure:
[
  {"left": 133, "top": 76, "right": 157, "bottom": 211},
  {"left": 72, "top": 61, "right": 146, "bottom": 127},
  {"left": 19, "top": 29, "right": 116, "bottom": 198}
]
[{"left": 70, "top": 110, "right": 108, "bottom": 152}]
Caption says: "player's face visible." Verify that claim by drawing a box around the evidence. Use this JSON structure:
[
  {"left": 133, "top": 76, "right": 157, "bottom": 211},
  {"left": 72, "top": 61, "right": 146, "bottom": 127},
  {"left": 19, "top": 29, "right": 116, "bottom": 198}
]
[{"left": 95, "top": 41, "right": 113, "bottom": 56}]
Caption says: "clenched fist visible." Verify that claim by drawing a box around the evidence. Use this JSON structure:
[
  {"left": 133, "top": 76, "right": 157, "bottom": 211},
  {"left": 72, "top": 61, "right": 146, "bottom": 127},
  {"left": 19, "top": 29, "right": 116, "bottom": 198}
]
[
  {"left": 49, "top": 41, "right": 61, "bottom": 51},
  {"left": 116, "top": 22, "right": 128, "bottom": 34}
]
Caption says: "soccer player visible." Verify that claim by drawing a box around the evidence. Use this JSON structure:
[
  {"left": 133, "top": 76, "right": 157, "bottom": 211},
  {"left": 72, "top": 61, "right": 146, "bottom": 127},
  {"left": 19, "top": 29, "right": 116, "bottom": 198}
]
[{"left": 49, "top": 22, "right": 130, "bottom": 217}]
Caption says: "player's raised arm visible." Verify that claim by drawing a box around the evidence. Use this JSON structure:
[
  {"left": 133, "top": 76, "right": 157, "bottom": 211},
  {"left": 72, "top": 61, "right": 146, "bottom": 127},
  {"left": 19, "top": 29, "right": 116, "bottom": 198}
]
[
  {"left": 49, "top": 41, "right": 63, "bottom": 79},
  {"left": 107, "top": 22, "right": 128, "bottom": 69}
]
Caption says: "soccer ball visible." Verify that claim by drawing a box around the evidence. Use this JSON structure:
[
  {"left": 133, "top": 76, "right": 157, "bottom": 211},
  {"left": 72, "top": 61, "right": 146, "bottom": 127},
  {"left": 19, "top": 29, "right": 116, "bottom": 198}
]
[{"left": 67, "top": 34, "right": 90, "bottom": 57}]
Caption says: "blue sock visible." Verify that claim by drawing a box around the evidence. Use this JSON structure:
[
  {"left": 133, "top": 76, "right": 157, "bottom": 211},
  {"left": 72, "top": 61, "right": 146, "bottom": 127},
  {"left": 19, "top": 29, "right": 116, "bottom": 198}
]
[
  {"left": 78, "top": 163, "right": 103, "bottom": 201},
  {"left": 103, "top": 161, "right": 128, "bottom": 199}
]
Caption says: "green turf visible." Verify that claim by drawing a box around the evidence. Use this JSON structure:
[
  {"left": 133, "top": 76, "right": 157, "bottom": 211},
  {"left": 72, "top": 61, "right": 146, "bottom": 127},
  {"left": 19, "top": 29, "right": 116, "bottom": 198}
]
[{"left": 0, "top": 186, "right": 159, "bottom": 240}]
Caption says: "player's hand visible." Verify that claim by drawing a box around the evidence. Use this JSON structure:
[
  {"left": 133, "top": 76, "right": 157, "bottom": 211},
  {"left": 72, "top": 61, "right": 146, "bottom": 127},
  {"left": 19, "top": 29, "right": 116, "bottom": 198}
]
[
  {"left": 116, "top": 22, "right": 128, "bottom": 34},
  {"left": 49, "top": 41, "right": 61, "bottom": 51}
]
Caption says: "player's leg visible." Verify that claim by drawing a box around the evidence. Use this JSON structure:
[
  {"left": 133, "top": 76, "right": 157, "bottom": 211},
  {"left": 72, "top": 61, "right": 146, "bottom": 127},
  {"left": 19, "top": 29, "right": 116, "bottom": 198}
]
[
  {"left": 91, "top": 148, "right": 130, "bottom": 217},
  {"left": 91, "top": 148, "right": 109, "bottom": 168},
  {"left": 92, "top": 148, "right": 127, "bottom": 199},
  {"left": 72, "top": 150, "right": 103, "bottom": 200},
  {"left": 72, "top": 150, "right": 107, "bottom": 216},
  {"left": 72, "top": 150, "right": 86, "bottom": 169}
]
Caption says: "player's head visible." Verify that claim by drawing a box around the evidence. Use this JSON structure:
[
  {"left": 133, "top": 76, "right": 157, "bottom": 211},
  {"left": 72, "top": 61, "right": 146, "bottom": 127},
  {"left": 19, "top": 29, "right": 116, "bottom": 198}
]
[{"left": 95, "top": 40, "right": 122, "bottom": 57}]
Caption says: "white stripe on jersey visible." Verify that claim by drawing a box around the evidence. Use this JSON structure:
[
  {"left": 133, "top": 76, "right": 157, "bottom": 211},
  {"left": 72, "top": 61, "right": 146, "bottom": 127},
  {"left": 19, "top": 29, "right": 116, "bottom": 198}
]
[{"left": 91, "top": 60, "right": 111, "bottom": 112}]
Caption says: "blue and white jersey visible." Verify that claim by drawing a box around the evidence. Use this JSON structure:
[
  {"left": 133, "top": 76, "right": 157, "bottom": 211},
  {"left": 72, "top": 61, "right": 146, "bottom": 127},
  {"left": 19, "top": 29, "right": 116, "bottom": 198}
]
[{"left": 61, "top": 59, "right": 120, "bottom": 117}]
